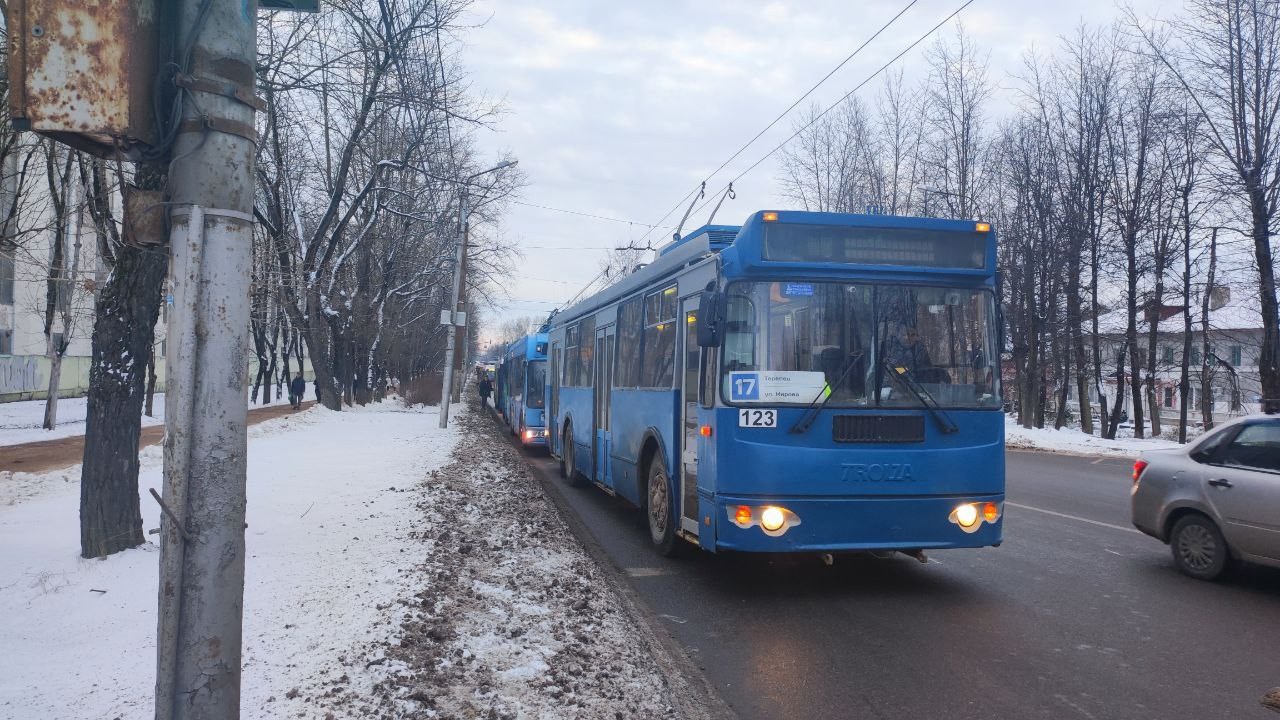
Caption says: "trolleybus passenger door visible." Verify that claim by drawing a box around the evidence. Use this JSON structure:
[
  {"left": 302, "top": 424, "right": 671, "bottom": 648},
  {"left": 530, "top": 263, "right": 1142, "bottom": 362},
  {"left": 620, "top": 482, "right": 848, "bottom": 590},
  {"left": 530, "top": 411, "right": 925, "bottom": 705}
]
[
  {"left": 680, "top": 300, "right": 700, "bottom": 536},
  {"left": 593, "top": 326, "right": 615, "bottom": 488}
]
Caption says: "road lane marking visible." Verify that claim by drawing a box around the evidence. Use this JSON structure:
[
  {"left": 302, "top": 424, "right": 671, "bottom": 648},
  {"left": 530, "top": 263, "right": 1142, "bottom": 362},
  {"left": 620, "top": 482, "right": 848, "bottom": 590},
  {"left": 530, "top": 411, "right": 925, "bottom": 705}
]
[
  {"left": 1005, "top": 501, "right": 1139, "bottom": 533},
  {"left": 626, "top": 567, "right": 670, "bottom": 578}
]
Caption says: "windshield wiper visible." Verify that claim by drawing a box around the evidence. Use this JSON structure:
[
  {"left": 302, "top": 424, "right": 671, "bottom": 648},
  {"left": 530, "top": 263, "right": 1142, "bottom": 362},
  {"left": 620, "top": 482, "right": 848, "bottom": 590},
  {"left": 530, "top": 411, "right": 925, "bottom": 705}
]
[
  {"left": 880, "top": 359, "right": 959, "bottom": 434},
  {"left": 790, "top": 351, "right": 864, "bottom": 434}
]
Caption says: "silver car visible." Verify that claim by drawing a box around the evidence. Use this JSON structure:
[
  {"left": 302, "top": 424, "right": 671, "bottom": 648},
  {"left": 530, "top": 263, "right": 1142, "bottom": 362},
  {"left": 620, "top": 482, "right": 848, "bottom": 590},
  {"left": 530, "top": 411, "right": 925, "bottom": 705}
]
[{"left": 1131, "top": 415, "right": 1280, "bottom": 580}]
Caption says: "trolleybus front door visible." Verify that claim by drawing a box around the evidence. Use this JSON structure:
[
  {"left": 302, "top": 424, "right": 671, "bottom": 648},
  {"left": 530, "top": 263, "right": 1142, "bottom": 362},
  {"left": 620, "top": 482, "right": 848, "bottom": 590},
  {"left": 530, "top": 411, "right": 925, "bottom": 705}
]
[
  {"left": 680, "top": 300, "right": 700, "bottom": 536},
  {"left": 593, "top": 326, "right": 615, "bottom": 489}
]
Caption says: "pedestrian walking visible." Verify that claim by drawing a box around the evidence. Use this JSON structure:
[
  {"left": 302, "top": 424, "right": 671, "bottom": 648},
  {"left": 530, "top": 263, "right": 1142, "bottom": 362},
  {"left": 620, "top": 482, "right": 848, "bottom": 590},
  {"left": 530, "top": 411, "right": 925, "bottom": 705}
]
[
  {"left": 478, "top": 377, "right": 493, "bottom": 408},
  {"left": 289, "top": 374, "right": 306, "bottom": 410}
]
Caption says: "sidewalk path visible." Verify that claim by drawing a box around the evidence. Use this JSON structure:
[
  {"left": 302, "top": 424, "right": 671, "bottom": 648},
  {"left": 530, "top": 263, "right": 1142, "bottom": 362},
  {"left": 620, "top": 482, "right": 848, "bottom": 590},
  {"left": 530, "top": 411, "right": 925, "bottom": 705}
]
[{"left": 0, "top": 401, "right": 314, "bottom": 474}]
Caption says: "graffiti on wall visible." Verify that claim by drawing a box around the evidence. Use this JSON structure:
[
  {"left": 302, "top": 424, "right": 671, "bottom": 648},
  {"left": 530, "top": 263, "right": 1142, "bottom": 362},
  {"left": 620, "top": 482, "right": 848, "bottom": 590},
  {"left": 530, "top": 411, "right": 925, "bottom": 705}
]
[{"left": 0, "top": 356, "right": 42, "bottom": 394}]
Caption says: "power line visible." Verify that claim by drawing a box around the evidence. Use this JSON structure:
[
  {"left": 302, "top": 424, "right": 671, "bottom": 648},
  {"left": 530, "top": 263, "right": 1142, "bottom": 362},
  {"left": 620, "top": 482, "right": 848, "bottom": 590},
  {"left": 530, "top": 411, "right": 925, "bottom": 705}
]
[
  {"left": 553, "top": 0, "right": 973, "bottom": 317},
  {"left": 624, "top": 0, "right": 923, "bottom": 254},
  {"left": 686, "top": 0, "right": 977, "bottom": 222},
  {"left": 510, "top": 199, "right": 672, "bottom": 228}
]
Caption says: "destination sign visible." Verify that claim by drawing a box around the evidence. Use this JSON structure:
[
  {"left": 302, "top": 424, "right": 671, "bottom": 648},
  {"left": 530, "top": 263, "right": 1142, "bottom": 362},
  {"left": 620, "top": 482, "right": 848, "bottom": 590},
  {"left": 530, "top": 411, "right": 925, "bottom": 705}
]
[{"left": 763, "top": 224, "right": 988, "bottom": 270}]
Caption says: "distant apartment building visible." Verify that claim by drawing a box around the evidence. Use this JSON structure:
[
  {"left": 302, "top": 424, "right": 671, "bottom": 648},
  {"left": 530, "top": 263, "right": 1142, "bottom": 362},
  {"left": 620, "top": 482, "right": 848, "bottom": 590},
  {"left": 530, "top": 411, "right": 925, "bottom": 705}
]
[
  {"left": 1093, "top": 285, "right": 1264, "bottom": 426},
  {"left": 0, "top": 141, "right": 169, "bottom": 402}
]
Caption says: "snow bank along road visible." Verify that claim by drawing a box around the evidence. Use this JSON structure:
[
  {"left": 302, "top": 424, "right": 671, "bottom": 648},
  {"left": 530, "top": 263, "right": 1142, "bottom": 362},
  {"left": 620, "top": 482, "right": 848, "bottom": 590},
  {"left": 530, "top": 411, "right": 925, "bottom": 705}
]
[{"left": 0, "top": 399, "right": 727, "bottom": 719}]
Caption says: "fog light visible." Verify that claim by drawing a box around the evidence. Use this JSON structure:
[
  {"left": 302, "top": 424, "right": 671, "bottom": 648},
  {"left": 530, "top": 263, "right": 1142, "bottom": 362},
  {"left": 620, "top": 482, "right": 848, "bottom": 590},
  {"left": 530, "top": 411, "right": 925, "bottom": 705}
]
[
  {"left": 954, "top": 503, "right": 979, "bottom": 528},
  {"left": 760, "top": 506, "right": 785, "bottom": 532}
]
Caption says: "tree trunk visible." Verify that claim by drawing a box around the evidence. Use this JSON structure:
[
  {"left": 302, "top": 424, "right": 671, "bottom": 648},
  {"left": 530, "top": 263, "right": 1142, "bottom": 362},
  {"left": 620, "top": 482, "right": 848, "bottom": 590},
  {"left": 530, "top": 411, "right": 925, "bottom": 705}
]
[
  {"left": 1106, "top": 348, "right": 1126, "bottom": 440},
  {"left": 306, "top": 290, "right": 341, "bottom": 410},
  {"left": 79, "top": 243, "right": 168, "bottom": 558},
  {"left": 145, "top": 343, "right": 158, "bottom": 417},
  {"left": 1200, "top": 230, "right": 1217, "bottom": 431},
  {"left": 43, "top": 349, "right": 63, "bottom": 429},
  {"left": 1250, "top": 189, "right": 1280, "bottom": 413}
]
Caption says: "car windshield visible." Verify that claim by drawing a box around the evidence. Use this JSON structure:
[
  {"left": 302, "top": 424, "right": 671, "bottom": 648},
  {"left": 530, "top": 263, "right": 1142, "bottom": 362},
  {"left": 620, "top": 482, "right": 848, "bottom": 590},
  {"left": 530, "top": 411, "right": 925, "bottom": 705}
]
[
  {"left": 526, "top": 360, "right": 546, "bottom": 409},
  {"left": 720, "top": 281, "right": 1000, "bottom": 408}
]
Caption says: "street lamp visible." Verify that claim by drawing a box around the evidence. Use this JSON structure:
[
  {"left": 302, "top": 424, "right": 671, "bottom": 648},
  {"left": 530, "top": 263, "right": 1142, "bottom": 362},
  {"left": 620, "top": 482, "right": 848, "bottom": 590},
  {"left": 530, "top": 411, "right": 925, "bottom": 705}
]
[{"left": 439, "top": 159, "right": 518, "bottom": 428}]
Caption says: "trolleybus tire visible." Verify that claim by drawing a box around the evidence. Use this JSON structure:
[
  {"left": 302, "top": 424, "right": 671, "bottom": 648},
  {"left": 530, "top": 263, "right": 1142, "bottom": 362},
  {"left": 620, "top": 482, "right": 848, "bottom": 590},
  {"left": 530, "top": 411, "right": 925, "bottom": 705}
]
[
  {"left": 645, "top": 460, "right": 680, "bottom": 557},
  {"left": 562, "top": 425, "right": 586, "bottom": 487}
]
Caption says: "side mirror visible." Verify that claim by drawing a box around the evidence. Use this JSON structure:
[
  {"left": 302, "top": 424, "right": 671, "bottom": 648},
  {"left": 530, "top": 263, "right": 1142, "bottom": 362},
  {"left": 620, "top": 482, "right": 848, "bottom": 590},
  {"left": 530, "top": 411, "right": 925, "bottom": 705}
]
[{"left": 697, "top": 285, "right": 726, "bottom": 348}]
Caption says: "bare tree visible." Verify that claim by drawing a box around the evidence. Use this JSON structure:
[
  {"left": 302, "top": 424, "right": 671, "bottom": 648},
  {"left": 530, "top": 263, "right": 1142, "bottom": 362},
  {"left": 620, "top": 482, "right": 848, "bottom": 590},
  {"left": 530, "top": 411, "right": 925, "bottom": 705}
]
[
  {"left": 922, "top": 24, "right": 992, "bottom": 218},
  {"left": 1135, "top": 0, "right": 1280, "bottom": 412},
  {"left": 37, "top": 144, "right": 93, "bottom": 431}
]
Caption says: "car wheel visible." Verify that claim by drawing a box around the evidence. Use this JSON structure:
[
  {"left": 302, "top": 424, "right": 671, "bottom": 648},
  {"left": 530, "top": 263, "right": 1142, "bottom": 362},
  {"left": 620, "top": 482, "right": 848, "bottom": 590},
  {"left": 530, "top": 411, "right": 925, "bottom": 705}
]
[
  {"left": 1170, "top": 514, "right": 1230, "bottom": 581},
  {"left": 645, "top": 459, "right": 680, "bottom": 557}
]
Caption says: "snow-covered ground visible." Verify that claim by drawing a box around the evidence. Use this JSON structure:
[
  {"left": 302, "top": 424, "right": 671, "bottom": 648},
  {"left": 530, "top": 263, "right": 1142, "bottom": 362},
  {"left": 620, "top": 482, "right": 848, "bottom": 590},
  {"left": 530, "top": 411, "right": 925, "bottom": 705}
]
[
  {"left": 0, "top": 391, "right": 292, "bottom": 447},
  {"left": 0, "top": 401, "right": 459, "bottom": 719},
  {"left": 1004, "top": 416, "right": 1185, "bottom": 457},
  {"left": 0, "top": 398, "right": 709, "bottom": 719}
]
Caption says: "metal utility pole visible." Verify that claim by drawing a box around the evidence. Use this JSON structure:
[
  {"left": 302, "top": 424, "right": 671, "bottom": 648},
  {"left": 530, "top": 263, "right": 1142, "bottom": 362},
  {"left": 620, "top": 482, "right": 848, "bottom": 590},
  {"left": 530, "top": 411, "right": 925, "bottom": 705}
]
[
  {"left": 438, "top": 160, "right": 516, "bottom": 429},
  {"left": 155, "top": 0, "right": 259, "bottom": 718}
]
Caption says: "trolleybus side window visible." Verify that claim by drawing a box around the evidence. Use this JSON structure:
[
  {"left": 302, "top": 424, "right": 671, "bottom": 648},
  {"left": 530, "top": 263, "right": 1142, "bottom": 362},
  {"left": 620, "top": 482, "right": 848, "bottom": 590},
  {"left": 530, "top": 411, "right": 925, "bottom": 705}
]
[
  {"left": 550, "top": 343, "right": 560, "bottom": 418},
  {"left": 564, "top": 325, "right": 579, "bottom": 387},
  {"left": 723, "top": 294, "right": 756, "bottom": 373},
  {"left": 641, "top": 285, "right": 677, "bottom": 388},
  {"left": 616, "top": 295, "right": 643, "bottom": 388},
  {"left": 576, "top": 315, "right": 595, "bottom": 386}
]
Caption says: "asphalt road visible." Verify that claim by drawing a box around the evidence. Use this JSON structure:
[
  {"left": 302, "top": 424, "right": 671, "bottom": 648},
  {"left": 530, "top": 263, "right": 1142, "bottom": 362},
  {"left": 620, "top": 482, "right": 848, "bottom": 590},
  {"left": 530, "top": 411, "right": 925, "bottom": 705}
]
[{"left": 512, "top": 436, "right": 1280, "bottom": 720}]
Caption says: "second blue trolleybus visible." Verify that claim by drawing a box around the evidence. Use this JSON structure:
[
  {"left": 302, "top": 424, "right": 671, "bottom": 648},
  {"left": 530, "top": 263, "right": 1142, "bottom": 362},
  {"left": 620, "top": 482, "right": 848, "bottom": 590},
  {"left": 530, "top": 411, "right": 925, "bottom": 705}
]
[
  {"left": 497, "top": 333, "right": 549, "bottom": 447},
  {"left": 546, "top": 210, "right": 1004, "bottom": 557}
]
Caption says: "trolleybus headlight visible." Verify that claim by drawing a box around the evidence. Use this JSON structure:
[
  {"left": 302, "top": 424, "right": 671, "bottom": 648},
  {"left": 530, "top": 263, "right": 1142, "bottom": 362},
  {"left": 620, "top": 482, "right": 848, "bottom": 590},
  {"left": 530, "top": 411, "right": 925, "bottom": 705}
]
[
  {"left": 953, "top": 503, "right": 979, "bottom": 529},
  {"left": 760, "top": 506, "right": 786, "bottom": 532}
]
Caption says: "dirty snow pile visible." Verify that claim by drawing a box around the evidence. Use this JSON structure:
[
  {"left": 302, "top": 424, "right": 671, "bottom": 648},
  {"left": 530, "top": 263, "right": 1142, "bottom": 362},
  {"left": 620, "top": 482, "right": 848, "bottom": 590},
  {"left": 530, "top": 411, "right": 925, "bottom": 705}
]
[
  {"left": 311, "top": 404, "right": 703, "bottom": 719},
  {"left": 1004, "top": 416, "right": 1185, "bottom": 457}
]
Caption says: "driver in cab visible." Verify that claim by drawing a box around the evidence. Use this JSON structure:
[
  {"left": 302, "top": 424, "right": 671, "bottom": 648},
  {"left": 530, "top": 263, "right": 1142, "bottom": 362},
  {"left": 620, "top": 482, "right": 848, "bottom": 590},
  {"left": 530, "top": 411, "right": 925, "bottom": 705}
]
[{"left": 885, "top": 323, "right": 932, "bottom": 372}]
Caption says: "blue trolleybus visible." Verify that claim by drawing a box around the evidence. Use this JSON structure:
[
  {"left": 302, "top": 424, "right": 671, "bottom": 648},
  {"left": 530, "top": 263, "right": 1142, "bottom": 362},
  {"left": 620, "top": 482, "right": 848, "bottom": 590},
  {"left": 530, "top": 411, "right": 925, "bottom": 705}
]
[
  {"left": 546, "top": 211, "right": 1004, "bottom": 557},
  {"left": 497, "top": 333, "right": 550, "bottom": 447}
]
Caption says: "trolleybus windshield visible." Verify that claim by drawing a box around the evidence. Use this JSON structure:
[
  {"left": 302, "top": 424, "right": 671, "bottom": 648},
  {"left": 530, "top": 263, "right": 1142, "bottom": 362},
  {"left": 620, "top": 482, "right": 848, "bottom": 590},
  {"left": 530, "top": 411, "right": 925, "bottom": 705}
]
[
  {"left": 721, "top": 281, "right": 1000, "bottom": 409},
  {"left": 526, "top": 360, "right": 546, "bottom": 409}
]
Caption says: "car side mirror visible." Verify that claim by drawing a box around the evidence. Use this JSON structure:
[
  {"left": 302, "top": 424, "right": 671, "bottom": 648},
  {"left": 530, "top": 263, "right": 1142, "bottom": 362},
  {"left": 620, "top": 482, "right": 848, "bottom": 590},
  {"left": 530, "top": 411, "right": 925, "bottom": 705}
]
[{"left": 697, "top": 285, "right": 726, "bottom": 348}]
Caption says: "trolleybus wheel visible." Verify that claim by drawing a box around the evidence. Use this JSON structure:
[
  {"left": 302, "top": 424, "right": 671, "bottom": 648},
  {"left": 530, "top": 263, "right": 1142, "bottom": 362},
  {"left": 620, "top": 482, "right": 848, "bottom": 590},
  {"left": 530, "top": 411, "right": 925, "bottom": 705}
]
[
  {"left": 645, "top": 460, "right": 680, "bottom": 556},
  {"left": 562, "top": 426, "right": 585, "bottom": 487}
]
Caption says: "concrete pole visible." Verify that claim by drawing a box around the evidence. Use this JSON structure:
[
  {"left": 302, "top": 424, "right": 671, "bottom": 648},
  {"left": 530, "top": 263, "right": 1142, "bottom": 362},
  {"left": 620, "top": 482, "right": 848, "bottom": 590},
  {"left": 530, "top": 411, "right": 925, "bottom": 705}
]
[
  {"left": 155, "top": 1, "right": 257, "bottom": 718},
  {"left": 439, "top": 189, "right": 469, "bottom": 428},
  {"left": 453, "top": 211, "right": 471, "bottom": 404}
]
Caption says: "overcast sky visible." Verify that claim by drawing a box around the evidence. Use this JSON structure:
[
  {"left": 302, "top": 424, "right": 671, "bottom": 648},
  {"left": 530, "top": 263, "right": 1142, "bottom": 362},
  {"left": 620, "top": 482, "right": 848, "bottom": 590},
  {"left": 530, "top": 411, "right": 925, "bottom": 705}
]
[{"left": 457, "top": 0, "right": 1167, "bottom": 343}]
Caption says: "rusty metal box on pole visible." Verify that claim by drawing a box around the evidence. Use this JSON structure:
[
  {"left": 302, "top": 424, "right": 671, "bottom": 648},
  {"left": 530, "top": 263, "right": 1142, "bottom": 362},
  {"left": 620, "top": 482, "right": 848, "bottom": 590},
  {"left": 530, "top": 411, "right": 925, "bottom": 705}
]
[{"left": 6, "top": 0, "right": 158, "bottom": 159}]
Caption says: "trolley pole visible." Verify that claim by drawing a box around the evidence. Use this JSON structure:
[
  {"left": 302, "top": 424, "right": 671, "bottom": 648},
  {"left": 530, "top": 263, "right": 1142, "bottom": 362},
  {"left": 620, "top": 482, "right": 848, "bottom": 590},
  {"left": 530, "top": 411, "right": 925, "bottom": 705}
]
[{"left": 155, "top": 0, "right": 258, "bottom": 718}]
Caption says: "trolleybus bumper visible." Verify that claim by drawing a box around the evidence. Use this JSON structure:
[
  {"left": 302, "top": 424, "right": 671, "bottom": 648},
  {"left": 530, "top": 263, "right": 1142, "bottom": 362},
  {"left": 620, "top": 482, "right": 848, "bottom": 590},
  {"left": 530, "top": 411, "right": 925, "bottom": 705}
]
[{"left": 711, "top": 493, "right": 1004, "bottom": 553}]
